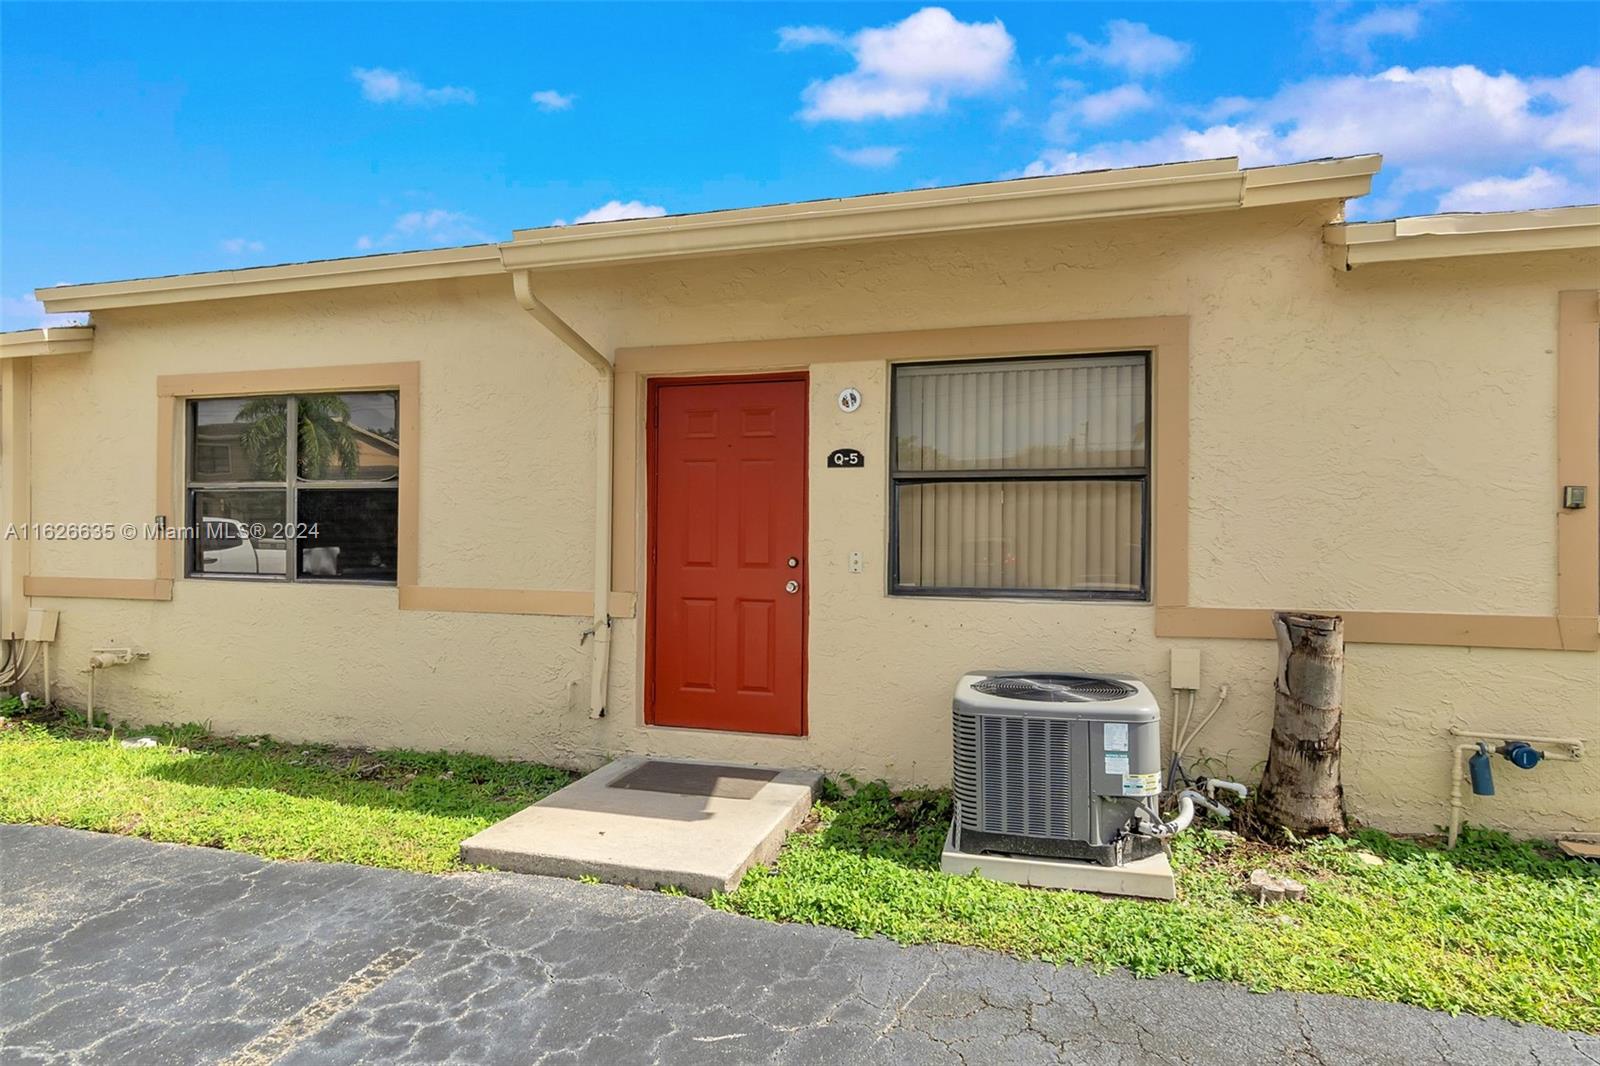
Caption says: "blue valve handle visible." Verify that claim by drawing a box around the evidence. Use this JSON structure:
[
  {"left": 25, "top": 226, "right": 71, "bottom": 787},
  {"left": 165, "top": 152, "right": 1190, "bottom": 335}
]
[{"left": 1497, "top": 741, "right": 1543, "bottom": 770}]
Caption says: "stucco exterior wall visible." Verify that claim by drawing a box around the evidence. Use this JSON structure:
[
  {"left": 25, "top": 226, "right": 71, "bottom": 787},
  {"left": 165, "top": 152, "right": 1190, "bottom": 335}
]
[{"left": 12, "top": 202, "right": 1599, "bottom": 838}]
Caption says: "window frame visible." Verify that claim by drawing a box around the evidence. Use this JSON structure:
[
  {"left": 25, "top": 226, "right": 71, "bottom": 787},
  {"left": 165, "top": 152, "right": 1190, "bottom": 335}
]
[
  {"left": 184, "top": 390, "right": 401, "bottom": 586},
  {"left": 887, "top": 350, "right": 1152, "bottom": 603}
]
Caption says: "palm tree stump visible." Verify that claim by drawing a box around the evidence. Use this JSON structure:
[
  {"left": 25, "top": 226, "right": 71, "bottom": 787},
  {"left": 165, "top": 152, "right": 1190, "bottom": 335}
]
[{"left": 1256, "top": 612, "right": 1347, "bottom": 834}]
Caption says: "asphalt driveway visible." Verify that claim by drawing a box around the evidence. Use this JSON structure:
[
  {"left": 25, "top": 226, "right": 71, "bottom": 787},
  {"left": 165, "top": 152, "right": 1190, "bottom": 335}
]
[{"left": 2, "top": 825, "right": 1594, "bottom": 1065}]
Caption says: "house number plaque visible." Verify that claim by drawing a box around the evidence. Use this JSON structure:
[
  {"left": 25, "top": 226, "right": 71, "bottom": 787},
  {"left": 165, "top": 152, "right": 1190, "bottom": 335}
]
[{"left": 826, "top": 448, "right": 865, "bottom": 468}]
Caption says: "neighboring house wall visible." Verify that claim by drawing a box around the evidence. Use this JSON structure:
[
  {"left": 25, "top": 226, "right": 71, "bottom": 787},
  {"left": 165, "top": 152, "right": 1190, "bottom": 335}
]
[{"left": 13, "top": 201, "right": 1600, "bottom": 836}]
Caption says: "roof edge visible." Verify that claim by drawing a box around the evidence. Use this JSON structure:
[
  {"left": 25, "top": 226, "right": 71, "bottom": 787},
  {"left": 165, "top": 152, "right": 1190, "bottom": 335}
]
[
  {"left": 1326, "top": 205, "right": 1600, "bottom": 267},
  {"left": 0, "top": 325, "right": 95, "bottom": 359},
  {"left": 34, "top": 154, "right": 1383, "bottom": 311},
  {"left": 38, "top": 245, "right": 502, "bottom": 313},
  {"left": 500, "top": 155, "right": 1380, "bottom": 272}
]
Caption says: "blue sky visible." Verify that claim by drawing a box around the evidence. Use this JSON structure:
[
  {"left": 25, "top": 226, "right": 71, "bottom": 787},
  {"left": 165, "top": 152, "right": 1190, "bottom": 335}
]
[{"left": 3, "top": 2, "right": 1596, "bottom": 329}]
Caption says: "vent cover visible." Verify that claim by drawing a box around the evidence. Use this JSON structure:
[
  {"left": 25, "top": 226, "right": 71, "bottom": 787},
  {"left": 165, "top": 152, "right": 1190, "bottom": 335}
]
[
  {"left": 954, "top": 710, "right": 1071, "bottom": 838},
  {"left": 971, "top": 674, "right": 1135, "bottom": 702}
]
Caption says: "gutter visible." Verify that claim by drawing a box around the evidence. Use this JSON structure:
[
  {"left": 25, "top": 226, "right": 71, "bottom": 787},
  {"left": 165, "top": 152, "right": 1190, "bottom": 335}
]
[
  {"left": 1326, "top": 205, "right": 1600, "bottom": 268},
  {"left": 0, "top": 326, "right": 95, "bottom": 360},
  {"left": 498, "top": 156, "right": 1380, "bottom": 272},
  {"left": 508, "top": 272, "right": 614, "bottom": 719}
]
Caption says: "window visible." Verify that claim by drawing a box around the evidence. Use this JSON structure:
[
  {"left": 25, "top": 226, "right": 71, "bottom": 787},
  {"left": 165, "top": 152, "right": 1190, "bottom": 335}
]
[
  {"left": 186, "top": 391, "right": 400, "bottom": 583},
  {"left": 890, "top": 352, "right": 1149, "bottom": 600}
]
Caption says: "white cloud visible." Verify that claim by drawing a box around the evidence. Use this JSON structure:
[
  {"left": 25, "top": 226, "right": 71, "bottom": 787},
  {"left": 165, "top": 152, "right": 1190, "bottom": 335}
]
[
  {"left": 777, "top": 25, "right": 846, "bottom": 51},
  {"left": 554, "top": 200, "right": 669, "bottom": 227},
  {"left": 831, "top": 145, "right": 904, "bottom": 168},
  {"left": 531, "top": 89, "right": 575, "bottom": 111},
  {"left": 1, "top": 293, "right": 87, "bottom": 332},
  {"left": 1074, "top": 84, "right": 1158, "bottom": 126},
  {"left": 794, "top": 7, "right": 1015, "bottom": 122},
  {"left": 355, "top": 208, "right": 492, "bottom": 250},
  {"left": 352, "top": 67, "right": 475, "bottom": 106},
  {"left": 1437, "top": 167, "right": 1582, "bottom": 212},
  {"left": 1021, "top": 64, "right": 1600, "bottom": 214},
  {"left": 1318, "top": 5, "right": 1423, "bottom": 64},
  {"left": 1065, "top": 20, "right": 1191, "bottom": 77},
  {"left": 219, "top": 237, "right": 265, "bottom": 255}
]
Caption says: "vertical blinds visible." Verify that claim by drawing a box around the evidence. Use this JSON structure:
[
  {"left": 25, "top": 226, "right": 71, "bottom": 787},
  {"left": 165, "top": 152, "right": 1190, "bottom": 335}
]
[
  {"left": 892, "top": 354, "right": 1148, "bottom": 595},
  {"left": 894, "top": 355, "right": 1146, "bottom": 472}
]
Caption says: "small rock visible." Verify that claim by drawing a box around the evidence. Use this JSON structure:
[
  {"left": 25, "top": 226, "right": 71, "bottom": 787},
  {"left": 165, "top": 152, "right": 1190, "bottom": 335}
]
[
  {"left": 1243, "top": 869, "right": 1308, "bottom": 904},
  {"left": 120, "top": 737, "right": 159, "bottom": 750},
  {"left": 1353, "top": 851, "right": 1384, "bottom": 867},
  {"left": 1204, "top": 829, "right": 1242, "bottom": 844},
  {"left": 1273, "top": 914, "right": 1298, "bottom": 927},
  {"left": 246, "top": 740, "right": 262, "bottom": 748}
]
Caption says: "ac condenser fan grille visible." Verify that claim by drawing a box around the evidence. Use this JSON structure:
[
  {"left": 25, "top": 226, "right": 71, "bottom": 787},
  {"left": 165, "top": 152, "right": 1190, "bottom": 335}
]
[{"left": 971, "top": 674, "right": 1135, "bottom": 702}]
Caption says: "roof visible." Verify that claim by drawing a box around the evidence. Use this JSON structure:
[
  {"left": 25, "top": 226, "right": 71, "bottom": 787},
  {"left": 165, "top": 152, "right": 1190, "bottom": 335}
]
[
  {"left": 37, "top": 155, "right": 1379, "bottom": 312},
  {"left": 1326, "top": 205, "right": 1600, "bottom": 267}
]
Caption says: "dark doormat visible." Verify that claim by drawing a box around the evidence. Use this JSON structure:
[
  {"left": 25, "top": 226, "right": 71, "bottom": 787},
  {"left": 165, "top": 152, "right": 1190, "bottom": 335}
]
[{"left": 608, "top": 761, "right": 779, "bottom": 800}]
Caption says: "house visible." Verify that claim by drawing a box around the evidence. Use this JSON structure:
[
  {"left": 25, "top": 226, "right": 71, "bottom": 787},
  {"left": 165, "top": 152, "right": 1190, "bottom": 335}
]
[{"left": 2, "top": 154, "right": 1596, "bottom": 837}]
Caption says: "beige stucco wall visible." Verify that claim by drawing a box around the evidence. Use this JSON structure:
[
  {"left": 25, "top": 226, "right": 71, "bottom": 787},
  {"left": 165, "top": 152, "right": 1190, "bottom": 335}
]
[{"left": 12, "top": 202, "right": 1599, "bottom": 838}]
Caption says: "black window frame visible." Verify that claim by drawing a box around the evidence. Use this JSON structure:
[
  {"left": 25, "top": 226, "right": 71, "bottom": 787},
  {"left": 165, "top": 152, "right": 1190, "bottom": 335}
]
[
  {"left": 184, "top": 390, "right": 400, "bottom": 586},
  {"left": 887, "top": 351, "right": 1152, "bottom": 602}
]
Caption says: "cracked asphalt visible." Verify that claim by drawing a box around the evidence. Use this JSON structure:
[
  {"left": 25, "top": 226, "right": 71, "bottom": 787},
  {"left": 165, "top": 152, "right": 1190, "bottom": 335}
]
[{"left": 2, "top": 825, "right": 1596, "bottom": 1065}]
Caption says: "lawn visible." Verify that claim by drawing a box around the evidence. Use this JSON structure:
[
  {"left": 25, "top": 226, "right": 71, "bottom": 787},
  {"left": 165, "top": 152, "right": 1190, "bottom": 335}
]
[
  {"left": 3, "top": 707, "right": 1595, "bottom": 1032},
  {"left": 714, "top": 781, "right": 1600, "bottom": 1033},
  {"left": 0, "top": 705, "right": 570, "bottom": 872}
]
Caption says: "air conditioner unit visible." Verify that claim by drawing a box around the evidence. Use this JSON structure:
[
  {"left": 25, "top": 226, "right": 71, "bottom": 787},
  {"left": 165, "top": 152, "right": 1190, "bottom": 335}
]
[{"left": 952, "top": 670, "right": 1164, "bottom": 867}]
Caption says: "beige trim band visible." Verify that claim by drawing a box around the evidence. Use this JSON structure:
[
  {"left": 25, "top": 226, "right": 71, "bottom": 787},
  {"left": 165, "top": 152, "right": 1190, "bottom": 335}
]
[
  {"left": 1557, "top": 290, "right": 1600, "bottom": 632},
  {"left": 25, "top": 577, "right": 173, "bottom": 602},
  {"left": 157, "top": 361, "right": 422, "bottom": 399},
  {"left": 399, "top": 586, "right": 636, "bottom": 618},
  {"left": 617, "top": 316, "right": 1190, "bottom": 374},
  {"left": 1156, "top": 607, "right": 1594, "bottom": 652},
  {"left": 2, "top": 360, "right": 32, "bottom": 636}
]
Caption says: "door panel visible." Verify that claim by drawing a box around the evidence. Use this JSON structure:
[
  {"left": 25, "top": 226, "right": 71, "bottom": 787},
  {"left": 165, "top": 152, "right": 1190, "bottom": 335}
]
[{"left": 649, "top": 377, "right": 806, "bottom": 735}]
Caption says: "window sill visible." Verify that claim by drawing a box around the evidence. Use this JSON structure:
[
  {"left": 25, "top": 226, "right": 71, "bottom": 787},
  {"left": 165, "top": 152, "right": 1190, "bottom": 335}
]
[
  {"left": 888, "top": 588, "right": 1151, "bottom": 606},
  {"left": 183, "top": 573, "right": 396, "bottom": 588}
]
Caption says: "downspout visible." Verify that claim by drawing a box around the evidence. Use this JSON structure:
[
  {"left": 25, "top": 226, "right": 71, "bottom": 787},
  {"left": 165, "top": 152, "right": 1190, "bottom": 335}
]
[{"left": 511, "top": 271, "right": 614, "bottom": 718}]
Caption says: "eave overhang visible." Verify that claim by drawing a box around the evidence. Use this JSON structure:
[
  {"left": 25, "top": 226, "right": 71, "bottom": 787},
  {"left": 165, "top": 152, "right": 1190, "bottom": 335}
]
[
  {"left": 0, "top": 326, "right": 94, "bottom": 359},
  {"left": 1326, "top": 205, "right": 1600, "bottom": 267},
  {"left": 32, "top": 154, "right": 1381, "bottom": 312},
  {"left": 499, "top": 155, "right": 1381, "bottom": 272},
  {"left": 37, "top": 245, "right": 502, "bottom": 313}
]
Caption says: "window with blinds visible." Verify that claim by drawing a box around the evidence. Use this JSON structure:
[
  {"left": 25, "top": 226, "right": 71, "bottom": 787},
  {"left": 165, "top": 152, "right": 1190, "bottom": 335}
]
[{"left": 890, "top": 352, "right": 1149, "bottom": 599}]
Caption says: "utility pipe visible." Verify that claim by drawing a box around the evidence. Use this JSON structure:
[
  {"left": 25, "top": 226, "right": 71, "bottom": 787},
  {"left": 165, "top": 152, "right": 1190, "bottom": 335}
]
[
  {"left": 1446, "top": 728, "right": 1584, "bottom": 848},
  {"left": 510, "top": 271, "right": 614, "bottom": 718}
]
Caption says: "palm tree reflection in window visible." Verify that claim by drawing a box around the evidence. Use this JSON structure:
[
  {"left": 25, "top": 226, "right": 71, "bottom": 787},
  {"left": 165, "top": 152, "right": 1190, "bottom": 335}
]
[{"left": 237, "top": 394, "right": 361, "bottom": 480}]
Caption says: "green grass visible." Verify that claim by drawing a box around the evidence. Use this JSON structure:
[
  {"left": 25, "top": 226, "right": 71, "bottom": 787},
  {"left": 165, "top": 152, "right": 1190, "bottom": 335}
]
[
  {"left": 4, "top": 705, "right": 1596, "bottom": 1031},
  {"left": 713, "top": 780, "right": 1600, "bottom": 1033},
  {"left": 0, "top": 705, "right": 571, "bottom": 872}
]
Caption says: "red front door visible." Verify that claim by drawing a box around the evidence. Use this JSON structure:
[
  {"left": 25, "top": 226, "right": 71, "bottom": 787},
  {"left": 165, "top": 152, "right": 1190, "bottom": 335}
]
[{"left": 648, "top": 376, "right": 807, "bottom": 735}]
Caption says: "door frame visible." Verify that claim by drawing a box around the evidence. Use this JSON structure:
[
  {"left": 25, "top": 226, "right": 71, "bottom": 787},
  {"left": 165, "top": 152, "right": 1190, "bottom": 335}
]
[{"left": 644, "top": 371, "right": 810, "bottom": 735}]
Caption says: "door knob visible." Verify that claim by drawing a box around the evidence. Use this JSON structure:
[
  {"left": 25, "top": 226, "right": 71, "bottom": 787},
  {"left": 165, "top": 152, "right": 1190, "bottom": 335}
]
[{"left": 784, "top": 580, "right": 799, "bottom": 594}]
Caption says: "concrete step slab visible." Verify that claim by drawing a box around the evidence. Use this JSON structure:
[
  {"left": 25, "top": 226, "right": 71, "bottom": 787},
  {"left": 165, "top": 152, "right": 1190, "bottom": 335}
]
[{"left": 461, "top": 756, "right": 820, "bottom": 896}]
